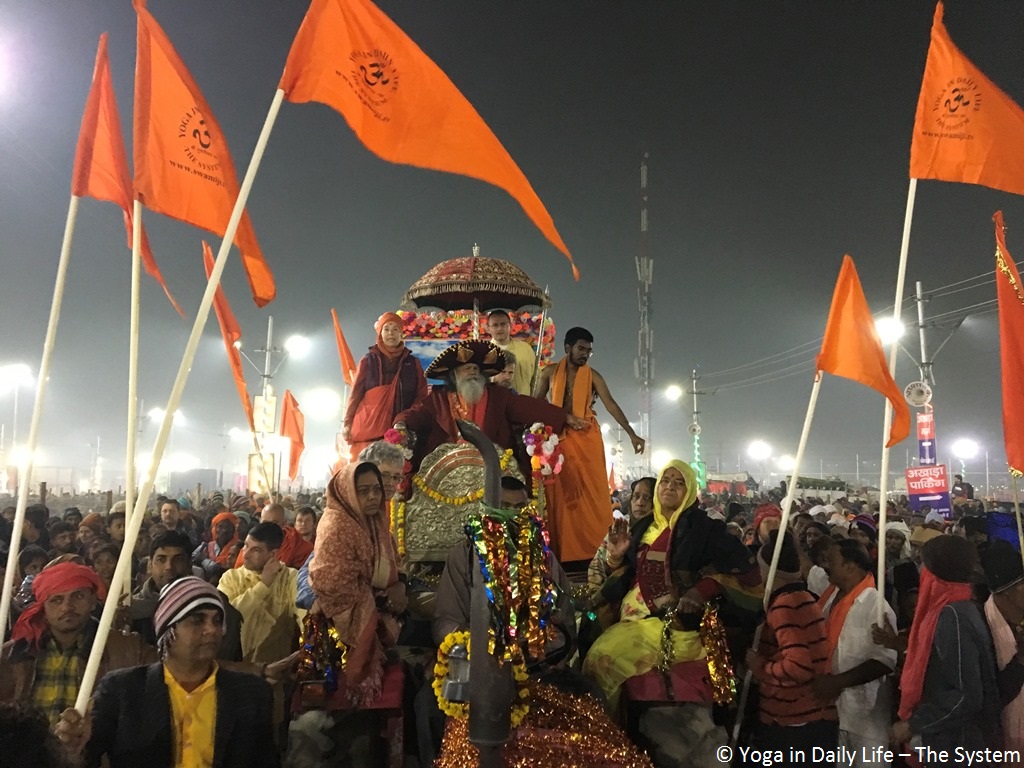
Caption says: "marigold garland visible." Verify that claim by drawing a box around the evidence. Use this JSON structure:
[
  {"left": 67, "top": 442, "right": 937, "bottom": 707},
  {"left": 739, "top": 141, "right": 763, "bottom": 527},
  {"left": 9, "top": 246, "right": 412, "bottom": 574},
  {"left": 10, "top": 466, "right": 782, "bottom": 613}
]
[
  {"left": 411, "top": 449, "right": 514, "bottom": 506},
  {"left": 432, "top": 629, "right": 530, "bottom": 728},
  {"left": 392, "top": 500, "right": 406, "bottom": 558}
]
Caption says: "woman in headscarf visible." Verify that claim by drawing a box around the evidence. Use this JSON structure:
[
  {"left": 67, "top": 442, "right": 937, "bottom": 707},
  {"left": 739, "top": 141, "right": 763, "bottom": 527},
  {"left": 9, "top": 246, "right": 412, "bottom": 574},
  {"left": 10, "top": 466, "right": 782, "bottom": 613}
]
[
  {"left": 309, "top": 462, "right": 406, "bottom": 706},
  {"left": 587, "top": 476, "right": 655, "bottom": 588},
  {"left": 342, "top": 312, "right": 428, "bottom": 461},
  {"left": 581, "top": 460, "right": 762, "bottom": 707}
]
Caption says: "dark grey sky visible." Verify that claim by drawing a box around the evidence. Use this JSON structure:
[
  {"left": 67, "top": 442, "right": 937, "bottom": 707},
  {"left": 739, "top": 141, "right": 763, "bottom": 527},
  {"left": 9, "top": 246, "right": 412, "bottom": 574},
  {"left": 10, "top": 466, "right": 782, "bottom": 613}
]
[{"left": 2, "top": 0, "right": 1023, "bottom": 492}]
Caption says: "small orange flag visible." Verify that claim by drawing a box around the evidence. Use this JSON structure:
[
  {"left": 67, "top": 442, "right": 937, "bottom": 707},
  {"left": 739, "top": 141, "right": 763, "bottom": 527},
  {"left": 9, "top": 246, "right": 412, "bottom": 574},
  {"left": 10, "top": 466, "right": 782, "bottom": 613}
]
[
  {"left": 203, "top": 241, "right": 255, "bottom": 433},
  {"left": 280, "top": 0, "right": 578, "bottom": 280},
  {"left": 608, "top": 465, "right": 618, "bottom": 493},
  {"left": 993, "top": 212, "right": 1024, "bottom": 473},
  {"left": 331, "top": 308, "right": 358, "bottom": 387},
  {"left": 280, "top": 389, "right": 305, "bottom": 482},
  {"left": 816, "top": 256, "right": 910, "bottom": 448},
  {"left": 133, "top": 0, "right": 275, "bottom": 307},
  {"left": 910, "top": 3, "right": 1024, "bottom": 196},
  {"left": 73, "top": 34, "right": 182, "bottom": 316}
]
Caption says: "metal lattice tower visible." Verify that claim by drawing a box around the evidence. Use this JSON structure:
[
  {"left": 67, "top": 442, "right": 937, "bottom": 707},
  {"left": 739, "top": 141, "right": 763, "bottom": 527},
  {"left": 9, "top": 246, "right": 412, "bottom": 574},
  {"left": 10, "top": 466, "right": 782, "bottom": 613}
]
[{"left": 634, "top": 152, "right": 653, "bottom": 473}]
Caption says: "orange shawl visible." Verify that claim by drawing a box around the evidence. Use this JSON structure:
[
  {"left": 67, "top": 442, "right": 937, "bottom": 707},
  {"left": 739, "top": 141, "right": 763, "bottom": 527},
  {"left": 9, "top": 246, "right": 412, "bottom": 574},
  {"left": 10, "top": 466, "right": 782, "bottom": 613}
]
[
  {"left": 819, "top": 571, "right": 874, "bottom": 658},
  {"left": 550, "top": 357, "right": 593, "bottom": 419}
]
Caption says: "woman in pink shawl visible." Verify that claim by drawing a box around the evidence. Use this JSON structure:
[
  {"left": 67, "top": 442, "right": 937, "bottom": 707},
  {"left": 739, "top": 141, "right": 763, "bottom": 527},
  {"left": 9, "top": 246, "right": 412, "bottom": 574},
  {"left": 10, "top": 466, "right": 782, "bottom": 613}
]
[{"left": 309, "top": 462, "right": 406, "bottom": 706}]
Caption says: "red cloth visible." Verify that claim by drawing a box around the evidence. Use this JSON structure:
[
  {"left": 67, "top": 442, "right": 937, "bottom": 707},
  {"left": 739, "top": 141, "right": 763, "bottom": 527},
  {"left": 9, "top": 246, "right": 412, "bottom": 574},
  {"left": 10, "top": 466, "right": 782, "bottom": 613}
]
[
  {"left": 11, "top": 563, "right": 106, "bottom": 648},
  {"left": 898, "top": 567, "right": 975, "bottom": 720},
  {"left": 753, "top": 503, "right": 781, "bottom": 540}
]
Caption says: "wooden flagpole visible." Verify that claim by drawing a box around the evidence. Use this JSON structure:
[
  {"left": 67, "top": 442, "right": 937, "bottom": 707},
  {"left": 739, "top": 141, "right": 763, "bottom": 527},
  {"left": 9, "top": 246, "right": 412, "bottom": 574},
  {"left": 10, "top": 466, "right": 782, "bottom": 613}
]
[
  {"left": 121, "top": 200, "right": 143, "bottom": 604},
  {"left": 75, "top": 88, "right": 286, "bottom": 712},
  {"left": 0, "top": 196, "right": 80, "bottom": 636},
  {"left": 732, "top": 374, "right": 822, "bottom": 745},
  {"left": 876, "top": 178, "right": 918, "bottom": 625}
]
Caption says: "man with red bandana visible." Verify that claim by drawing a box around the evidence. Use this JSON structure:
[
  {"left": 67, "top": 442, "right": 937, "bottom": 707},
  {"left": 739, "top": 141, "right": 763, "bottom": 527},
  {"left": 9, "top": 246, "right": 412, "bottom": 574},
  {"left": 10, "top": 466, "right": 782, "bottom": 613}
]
[{"left": 0, "top": 562, "right": 156, "bottom": 725}]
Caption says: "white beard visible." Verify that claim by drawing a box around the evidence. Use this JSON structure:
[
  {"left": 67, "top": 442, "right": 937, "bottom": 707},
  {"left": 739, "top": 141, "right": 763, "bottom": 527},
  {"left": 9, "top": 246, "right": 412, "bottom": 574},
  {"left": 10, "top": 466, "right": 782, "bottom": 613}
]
[{"left": 457, "top": 375, "right": 486, "bottom": 404}]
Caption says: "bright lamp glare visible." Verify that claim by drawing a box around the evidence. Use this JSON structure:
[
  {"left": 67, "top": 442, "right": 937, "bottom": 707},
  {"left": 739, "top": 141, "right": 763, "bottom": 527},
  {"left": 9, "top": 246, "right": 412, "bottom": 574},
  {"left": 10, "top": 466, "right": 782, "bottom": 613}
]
[
  {"left": 0, "top": 363, "right": 33, "bottom": 394},
  {"left": 665, "top": 384, "right": 683, "bottom": 402},
  {"left": 951, "top": 438, "right": 979, "bottom": 460},
  {"left": 874, "top": 317, "right": 905, "bottom": 346},
  {"left": 285, "top": 335, "right": 312, "bottom": 359},
  {"left": 229, "top": 427, "right": 255, "bottom": 442},
  {"left": 777, "top": 454, "right": 796, "bottom": 472},
  {"left": 652, "top": 449, "right": 672, "bottom": 470},
  {"left": 303, "top": 388, "right": 341, "bottom": 421},
  {"left": 147, "top": 407, "right": 184, "bottom": 425},
  {"left": 600, "top": 423, "right": 611, "bottom": 435},
  {"left": 747, "top": 439, "right": 772, "bottom": 462}
]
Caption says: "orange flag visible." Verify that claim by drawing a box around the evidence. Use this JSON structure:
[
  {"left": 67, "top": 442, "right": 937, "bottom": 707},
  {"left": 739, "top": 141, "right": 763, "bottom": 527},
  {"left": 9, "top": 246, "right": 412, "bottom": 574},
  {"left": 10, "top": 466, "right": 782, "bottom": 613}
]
[
  {"left": 280, "top": 390, "right": 305, "bottom": 482},
  {"left": 73, "top": 34, "right": 182, "bottom": 316},
  {"left": 331, "top": 308, "right": 358, "bottom": 387},
  {"left": 910, "top": 3, "right": 1024, "bottom": 196},
  {"left": 133, "top": 0, "right": 275, "bottom": 307},
  {"left": 202, "top": 241, "right": 255, "bottom": 432},
  {"left": 993, "top": 212, "right": 1024, "bottom": 473},
  {"left": 280, "top": 0, "right": 578, "bottom": 280},
  {"left": 816, "top": 256, "right": 910, "bottom": 448},
  {"left": 608, "top": 465, "right": 618, "bottom": 493}
]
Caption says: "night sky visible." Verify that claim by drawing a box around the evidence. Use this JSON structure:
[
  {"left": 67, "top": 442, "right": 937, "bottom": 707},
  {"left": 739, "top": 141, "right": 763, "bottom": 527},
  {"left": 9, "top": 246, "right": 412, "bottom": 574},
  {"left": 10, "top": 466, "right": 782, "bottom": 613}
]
[{"left": 2, "top": 0, "right": 1024, "bottom": 493}]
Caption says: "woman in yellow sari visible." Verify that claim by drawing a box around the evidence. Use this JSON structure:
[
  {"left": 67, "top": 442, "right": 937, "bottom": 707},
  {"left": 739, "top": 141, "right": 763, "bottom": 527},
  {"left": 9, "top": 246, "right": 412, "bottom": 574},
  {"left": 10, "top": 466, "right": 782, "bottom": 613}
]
[{"left": 581, "top": 459, "right": 762, "bottom": 707}]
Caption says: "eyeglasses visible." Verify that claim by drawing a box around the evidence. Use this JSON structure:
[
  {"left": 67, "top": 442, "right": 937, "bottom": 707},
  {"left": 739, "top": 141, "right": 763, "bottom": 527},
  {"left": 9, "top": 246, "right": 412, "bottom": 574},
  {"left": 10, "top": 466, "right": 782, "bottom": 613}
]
[{"left": 380, "top": 472, "right": 403, "bottom": 484}]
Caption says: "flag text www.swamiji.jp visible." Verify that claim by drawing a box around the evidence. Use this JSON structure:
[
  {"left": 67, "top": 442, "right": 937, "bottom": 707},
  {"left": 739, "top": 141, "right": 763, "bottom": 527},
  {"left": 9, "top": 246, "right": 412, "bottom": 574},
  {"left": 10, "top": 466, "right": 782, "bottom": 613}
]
[
  {"left": 279, "top": 0, "right": 578, "bottom": 279},
  {"left": 73, "top": 33, "right": 181, "bottom": 315},
  {"left": 816, "top": 256, "right": 910, "bottom": 448},
  {"left": 133, "top": 0, "right": 275, "bottom": 306},
  {"left": 910, "top": 2, "right": 1024, "bottom": 196}
]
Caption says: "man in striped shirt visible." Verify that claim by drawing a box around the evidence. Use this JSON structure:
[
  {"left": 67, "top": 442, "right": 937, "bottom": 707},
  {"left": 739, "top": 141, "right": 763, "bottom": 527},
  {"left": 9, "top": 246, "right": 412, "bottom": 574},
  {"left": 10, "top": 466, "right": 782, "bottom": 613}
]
[{"left": 746, "top": 530, "right": 838, "bottom": 759}]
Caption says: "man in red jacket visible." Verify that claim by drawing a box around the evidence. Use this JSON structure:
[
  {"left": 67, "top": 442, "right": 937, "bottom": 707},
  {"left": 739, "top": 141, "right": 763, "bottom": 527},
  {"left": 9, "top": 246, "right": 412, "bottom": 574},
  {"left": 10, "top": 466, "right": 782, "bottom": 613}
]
[{"left": 393, "top": 340, "right": 585, "bottom": 476}]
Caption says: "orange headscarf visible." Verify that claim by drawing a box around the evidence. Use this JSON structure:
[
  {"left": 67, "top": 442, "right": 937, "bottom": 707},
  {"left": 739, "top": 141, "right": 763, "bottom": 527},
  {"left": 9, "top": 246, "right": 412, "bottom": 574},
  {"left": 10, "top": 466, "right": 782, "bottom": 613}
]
[
  {"left": 209, "top": 511, "right": 239, "bottom": 566},
  {"left": 374, "top": 312, "right": 405, "bottom": 360}
]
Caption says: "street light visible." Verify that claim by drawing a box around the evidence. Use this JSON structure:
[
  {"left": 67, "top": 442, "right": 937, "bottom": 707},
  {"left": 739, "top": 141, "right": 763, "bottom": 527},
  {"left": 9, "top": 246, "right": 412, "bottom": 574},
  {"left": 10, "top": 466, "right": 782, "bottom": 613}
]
[
  {"left": 777, "top": 454, "right": 796, "bottom": 472},
  {"left": 0, "top": 363, "right": 33, "bottom": 449},
  {"left": 874, "top": 317, "right": 905, "bottom": 346},
  {"left": 747, "top": 439, "right": 772, "bottom": 487},
  {"left": 285, "top": 335, "right": 312, "bottom": 360},
  {"left": 664, "top": 384, "right": 683, "bottom": 402},
  {"left": 652, "top": 449, "right": 672, "bottom": 470},
  {"left": 303, "top": 387, "right": 342, "bottom": 422},
  {"left": 952, "top": 438, "right": 979, "bottom": 479}
]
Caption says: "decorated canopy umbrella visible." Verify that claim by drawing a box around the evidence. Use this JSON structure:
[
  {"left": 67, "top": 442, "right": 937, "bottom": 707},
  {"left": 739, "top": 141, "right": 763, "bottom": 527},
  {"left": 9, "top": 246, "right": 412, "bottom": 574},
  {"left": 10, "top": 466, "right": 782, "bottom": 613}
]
[{"left": 400, "top": 246, "right": 548, "bottom": 312}]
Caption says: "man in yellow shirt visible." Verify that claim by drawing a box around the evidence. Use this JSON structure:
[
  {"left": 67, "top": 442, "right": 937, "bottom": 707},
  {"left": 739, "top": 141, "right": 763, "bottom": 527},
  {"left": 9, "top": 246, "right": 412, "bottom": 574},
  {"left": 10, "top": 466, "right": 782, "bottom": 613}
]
[
  {"left": 217, "top": 522, "right": 301, "bottom": 664},
  {"left": 59, "top": 576, "right": 278, "bottom": 768},
  {"left": 486, "top": 310, "right": 537, "bottom": 395}
]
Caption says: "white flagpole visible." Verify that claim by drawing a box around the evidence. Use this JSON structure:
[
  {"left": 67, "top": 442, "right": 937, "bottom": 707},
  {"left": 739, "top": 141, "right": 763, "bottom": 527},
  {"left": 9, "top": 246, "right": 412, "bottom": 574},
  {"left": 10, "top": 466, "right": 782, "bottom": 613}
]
[
  {"left": 122, "top": 200, "right": 143, "bottom": 603},
  {"left": 0, "top": 196, "right": 80, "bottom": 636},
  {"left": 75, "top": 88, "right": 286, "bottom": 713},
  {"left": 731, "top": 373, "right": 822, "bottom": 745},
  {"left": 876, "top": 178, "right": 918, "bottom": 625}
]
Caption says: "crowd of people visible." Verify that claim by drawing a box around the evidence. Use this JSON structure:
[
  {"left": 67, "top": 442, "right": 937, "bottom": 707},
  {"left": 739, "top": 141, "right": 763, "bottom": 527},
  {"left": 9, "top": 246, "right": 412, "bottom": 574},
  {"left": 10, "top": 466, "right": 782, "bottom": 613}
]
[{"left": 0, "top": 316, "right": 1020, "bottom": 768}]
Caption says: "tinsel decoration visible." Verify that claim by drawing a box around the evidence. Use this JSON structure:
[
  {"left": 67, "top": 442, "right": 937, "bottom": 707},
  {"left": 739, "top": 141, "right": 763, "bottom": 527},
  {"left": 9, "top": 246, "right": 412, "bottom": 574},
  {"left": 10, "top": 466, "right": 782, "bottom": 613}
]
[
  {"left": 700, "top": 603, "right": 736, "bottom": 705},
  {"left": 658, "top": 606, "right": 677, "bottom": 674},
  {"left": 435, "top": 682, "right": 654, "bottom": 768},
  {"left": 296, "top": 612, "right": 348, "bottom": 695},
  {"left": 465, "top": 504, "right": 557, "bottom": 662}
]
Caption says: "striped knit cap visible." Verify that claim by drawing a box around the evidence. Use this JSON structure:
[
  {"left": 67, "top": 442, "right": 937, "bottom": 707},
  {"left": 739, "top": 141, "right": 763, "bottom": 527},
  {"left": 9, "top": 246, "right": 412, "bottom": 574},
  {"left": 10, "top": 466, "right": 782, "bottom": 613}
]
[{"left": 154, "top": 576, "right": 225, "bottom": 641}]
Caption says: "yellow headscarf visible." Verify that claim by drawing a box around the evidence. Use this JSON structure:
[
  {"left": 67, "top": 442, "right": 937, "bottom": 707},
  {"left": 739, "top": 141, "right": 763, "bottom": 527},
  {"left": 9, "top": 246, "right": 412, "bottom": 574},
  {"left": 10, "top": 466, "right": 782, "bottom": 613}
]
[{"left": 643, "top": 459, "right": 699, "bottom": 544}]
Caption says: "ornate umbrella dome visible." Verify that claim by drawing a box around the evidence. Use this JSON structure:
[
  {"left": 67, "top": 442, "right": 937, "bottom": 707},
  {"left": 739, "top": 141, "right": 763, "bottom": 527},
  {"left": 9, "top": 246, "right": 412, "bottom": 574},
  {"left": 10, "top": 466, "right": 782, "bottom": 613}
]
[{"left": 400, "top": 245, "right": 548, "bottom": 312}]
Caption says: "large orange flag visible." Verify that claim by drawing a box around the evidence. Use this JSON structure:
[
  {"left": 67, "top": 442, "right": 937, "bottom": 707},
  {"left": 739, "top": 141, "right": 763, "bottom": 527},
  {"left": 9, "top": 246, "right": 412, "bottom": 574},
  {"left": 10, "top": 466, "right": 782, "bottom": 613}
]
[
  {"left": 993, "top": 212, "right": 1024, "bottom": 473},
  {"left": 73, "top": 34, "right": 182, "bottom": 316},
  {"left": 910, "top": 3, "right": 1024, "bottom": 196},
  {"left": 331, "top": 308, "right": 357, "bottom": 387},
  {"left": 816, "top": 256, "right": 910, "bottom": 448},
  {"left": 280, "top": 0, "right": 578, "bottom": 280},
  {"left": 202, "top": 241, "right": 255, "bottom": 432},
  {"left": 133, "top": 0, "right": 275, "bottom": 307},
  {"left": 280, "top": 390, "right": 305, "bottom": 482}
]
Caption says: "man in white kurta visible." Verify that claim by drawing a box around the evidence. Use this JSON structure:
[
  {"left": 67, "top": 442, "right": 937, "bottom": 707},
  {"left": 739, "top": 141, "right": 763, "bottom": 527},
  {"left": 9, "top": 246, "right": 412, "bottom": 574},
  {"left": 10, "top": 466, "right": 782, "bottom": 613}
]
[{"left": 814, "top": 540, "right": 898, "bottom": 766}]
